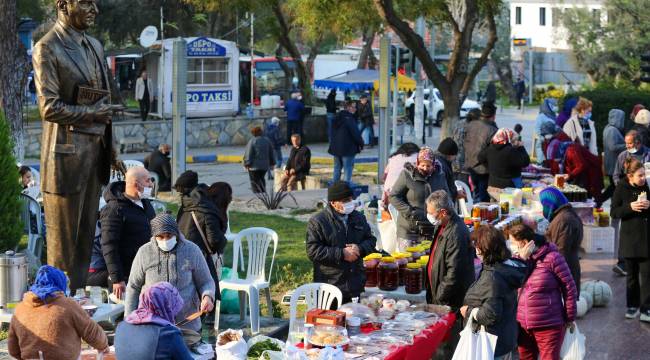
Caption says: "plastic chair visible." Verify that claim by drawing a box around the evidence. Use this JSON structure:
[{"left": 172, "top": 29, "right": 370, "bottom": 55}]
[
  {"left": 225, "top": 207, "right": 244, "bottom": 272},
  {"left": 288, "top": 283, "right": 343, "bottom": 333},
  {"left": 215, "top": 227, "right": 278, "bottom": 334},
  {"left": 110, "top": 160, "right": 145, "bottom": 183},
  {"left": 19, "top": 194, "right": 44, "bottom": 264},
  {"left": 149, "top": 171, "right": 160, "bottom": 197},
  {"left": 455, "top": 180, "right": 473, "bottom": 217}
]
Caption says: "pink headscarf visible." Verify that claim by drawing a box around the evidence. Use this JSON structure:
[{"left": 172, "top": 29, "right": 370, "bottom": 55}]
[
  {"left": 125, "top": 282, "right": 184, "bottom": 327},
  {"left": 492, "top": 128, "right": 516, "bottom": 145}
]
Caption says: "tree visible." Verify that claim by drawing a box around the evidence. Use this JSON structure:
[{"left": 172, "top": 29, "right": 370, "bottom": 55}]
[
  {"left": 489, "top": 4, "right": 516, "bottom": 103},
  {"left": 0, "top": 0, "right": 29, "bottom": 161},
  {"left": 0, "top": 112, "right": 23, "bottom": 250},
  {"left": 561, "top": 0, "right": 650, "bottom": 86},
  {"left": 373, "top": 0, "right": 500, "bottom": 139}
]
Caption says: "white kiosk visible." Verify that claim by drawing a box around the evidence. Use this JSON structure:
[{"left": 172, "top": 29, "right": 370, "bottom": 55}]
[{"left": 143, "top": 37, "right": 240, "bottom": 118}]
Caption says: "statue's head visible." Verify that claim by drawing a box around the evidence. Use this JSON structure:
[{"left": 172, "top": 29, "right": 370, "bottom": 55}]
[{"left": 57, "top": 0, "right": 99, "bottom": 31}]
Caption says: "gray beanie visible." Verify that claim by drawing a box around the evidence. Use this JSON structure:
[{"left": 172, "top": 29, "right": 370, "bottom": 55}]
[{"left": 150, "top": 213, "right": 179, "bottom": 237}]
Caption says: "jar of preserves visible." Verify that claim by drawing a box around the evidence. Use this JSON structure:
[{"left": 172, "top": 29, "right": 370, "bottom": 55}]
[
  {"left": 363, "top": 253, "right": 382, "bottom": 288},
  {"left": 392, "top": 253, "right": 408, "bottom": 286},
  {"left": 405, "top": 247, "right": 423, "bottom": 261},
  {"left": 471, "top": 205, "right": 481, "bottom": 218},
  {"left": 378, "top": 257, "right": 399, "bottom": 291},
  {"left": 404, "top": 263, "right": 423, "bottom": 294},
  {"left": 500, "top": 201, "right": 510, "bottom": 215},
  {"left": 418, "top": 256, "right": 430, "bottom": 289},
  {"left": 421, "top": 241, "right": 432, "bottom": 255},
  {"left": 401, "top": 251, "right": 413, "bottom": 263}
]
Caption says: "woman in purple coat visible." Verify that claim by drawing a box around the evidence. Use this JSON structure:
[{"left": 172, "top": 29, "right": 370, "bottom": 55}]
[{"left": 508, "top": 224, "right": 577, "bottom": 360}]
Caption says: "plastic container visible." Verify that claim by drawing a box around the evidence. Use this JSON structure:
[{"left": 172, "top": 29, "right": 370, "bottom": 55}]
[
  {"left": 404, "top": 263, "right": 423, "bottom": 294},
  {"left": 582, "top": 225, "right": 615, "bottom": 253},
  {"left": 378, "top": 257, "right": 399, "bottom": 291},
  {"left": 405, "top": 247, "right": 423, "bottom": 262},
  {"left": 363, "top": 253, "right": 382, "bottom": 288},
  {"left": 346, "top": 316, "right": 361, "bottom": 336},
  {"left": 392, "top": 254, "right": 408, "bottom": 286}
]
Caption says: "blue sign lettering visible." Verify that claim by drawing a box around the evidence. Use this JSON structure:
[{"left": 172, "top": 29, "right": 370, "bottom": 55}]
[
  {"left": 187, "top": 37, "right": 226, "bottom": 57},
  {"left": 186, "top": 90, "right": 232, "bottom": 103}
]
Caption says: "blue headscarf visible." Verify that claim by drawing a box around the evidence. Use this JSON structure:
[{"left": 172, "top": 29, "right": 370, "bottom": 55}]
[{"left": 30, "top": 265, "right": 67, "bottom": 301}]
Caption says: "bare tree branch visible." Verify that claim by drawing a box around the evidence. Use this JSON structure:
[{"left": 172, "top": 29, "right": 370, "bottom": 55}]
[{"left": 463, "top": 7, "right": 497, "bottom": 93}]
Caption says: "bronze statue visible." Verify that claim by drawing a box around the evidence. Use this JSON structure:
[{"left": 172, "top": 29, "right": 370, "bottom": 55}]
[{"left": 33, "top": 0, "right": 123, "bottom": 289}]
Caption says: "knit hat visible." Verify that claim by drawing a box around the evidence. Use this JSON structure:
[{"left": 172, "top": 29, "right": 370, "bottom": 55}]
[
  {"left": 271, "top": 117, "right": 280, "bottom": 125},
  {"left": 540, "top": 121, "right": 559, "bottom": 136},
  {"left": 328, "top": 181, "right": 353, "bottom": 201},
  {"left": 150, "top": 213, "right": 179, "bottom": 237},
  {"left": 437, "top": 138, "right": 458, "bottom": 156},
  {"left": 417, "top": 147, "right": 435, "bottom": 163},
  {"left": 634, "top": 109, "right": 650, "bottom": 126},
  {"left": 481, "top": 102, "right": 497, "bottom": 119},
  {"left": 174, "top": 170, "right": 198, "bottom": 192},
  {"left": 539, "top": 187, "right": 569, "bottom": 221}
]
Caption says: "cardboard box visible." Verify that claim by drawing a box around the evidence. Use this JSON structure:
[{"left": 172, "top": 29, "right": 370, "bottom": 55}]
[{"left": 306, "top": 309, "right": 346, "bottom": 327}]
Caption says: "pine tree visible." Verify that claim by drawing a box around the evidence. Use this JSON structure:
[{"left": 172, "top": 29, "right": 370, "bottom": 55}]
[{"left": 0, "top": 111, "right": 23, "bottom": 250}]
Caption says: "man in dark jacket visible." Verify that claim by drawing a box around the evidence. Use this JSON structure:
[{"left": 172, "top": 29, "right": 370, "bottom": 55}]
[
  {"left": 306, "top": 182, "right": 377, "bottom": 303},
  {"left": 265, "top": 117, "right": 284, "bottom": 180},
  {"left": 281, "top": 134, "right": 311, "bottom": 191},
  {"left": 143, "top": 144, "right": 171, "bottom": 191},
  {"left": 540, "top": 187, "right": 583, "bottom": 296},
  {"left": 483, "top": 81, "right": 497, "bottom": 105},
  {"left": 613, "top": 130, "right": 650, "bottom": 185},
  {"left": 284, "top": 92, "right": 306, "bottom": 144},
  {"left": 328, "top": 101, "right": 364, "bottom": 183},
  {"left": 100, "top": 167, "right": 156, "bottom": 299},
  {"left": 515, "top": 77, "right": 526, "bottom": 109},
  {"left": 357, "top": 95, "right": 374, "bottom": 147},
  {"left": 434, "top": 138, "right": 459, "bottom": 200},
  {"left": 325, "top": 89, "right": 337, "bottom": 139},
  {"left": 464, "top": 103, "right": 498, "bottom": 202},
  {"left": 244, "top": 126, "right": 276, "bottom": 193}
]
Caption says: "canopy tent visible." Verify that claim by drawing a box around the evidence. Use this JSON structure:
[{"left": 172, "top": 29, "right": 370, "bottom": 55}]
[{"left": 313, "top": 69, "right": 415, "bottom": 92}]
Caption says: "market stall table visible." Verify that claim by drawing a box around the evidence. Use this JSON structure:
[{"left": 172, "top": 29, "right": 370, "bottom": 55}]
[
  {"left": 363, "top": 286, "right": 426, "bottom": 303},
  {"left": 384, "top": 312, "right": 456, "bottom": 360}
]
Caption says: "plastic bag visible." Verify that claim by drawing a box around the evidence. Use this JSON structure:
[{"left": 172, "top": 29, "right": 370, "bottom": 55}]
[
  {"left": 215, "top": 329, "right": 248, "bottom": 360},
  {"left": 451, "top": 308, "right": 498, "bottom": 360},
  {"left": 377, "top": 219, "right": 397, "bottom": 254},
  {"left": 220, "top": 267, "right": 241, "bottom": 314},
  {"left": 560, "top": 324, "right": 586, "bottom": 360}
]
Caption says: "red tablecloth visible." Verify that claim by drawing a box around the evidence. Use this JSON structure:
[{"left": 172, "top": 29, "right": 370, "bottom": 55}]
[{"left": 384, "top": 312, "right": 457, "bottom": 360}]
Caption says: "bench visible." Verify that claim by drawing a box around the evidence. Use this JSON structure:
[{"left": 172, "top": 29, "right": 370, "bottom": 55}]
[{"left": 118, "top": 134, "right": 146, "bottom": 154}]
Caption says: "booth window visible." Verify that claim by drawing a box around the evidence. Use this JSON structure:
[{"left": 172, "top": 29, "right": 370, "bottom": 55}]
[{"left": 188, "top": 58, "right": 229, "bottom": 85}]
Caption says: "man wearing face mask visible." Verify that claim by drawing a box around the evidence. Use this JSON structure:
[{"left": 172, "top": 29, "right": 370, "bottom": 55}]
[
  {"left": 613, "top": 130, "right": 650, "bottom": 185},
  {"left": 126, "top": 214, "right": 215, "bottom": 335},
  {"left": 144, "top": 144, "right": 172, "bottom": 191},
  {"left": 306, "top": 181, "right": 377, "bottom": 303},
  {"left": 100, "top": 166, "right": 156, "bottom": 300}
]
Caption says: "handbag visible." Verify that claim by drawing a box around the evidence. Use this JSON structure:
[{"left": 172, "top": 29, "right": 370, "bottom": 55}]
[
  {"left": 191, "top": 211, "right": 223, "bottom": 278},
  {"left": 451, "top": 308, "right": 498, "bottom": 360}
]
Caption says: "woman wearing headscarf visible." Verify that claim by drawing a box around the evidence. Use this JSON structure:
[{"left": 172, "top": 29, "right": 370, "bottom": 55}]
[
  {"left": 556, "top": 97, "right": 578, "bottom": 128},
  {"left": 389, "top": 146, "right": 450, "bottom": 249},
  {"left": 632, "top": 109, "right": 650, "bottom": 148},
  {"left": 562, "top": 140, "right": 604, "bottom": 200},
  {"left": 534, "top": 98, "right": 558, "bottom": 163},
  {"left": 125, "top": 213, "right": 216, "bottom": 336},
  {"left": 115, "top": 282, "right": 193, "bottom": 359},
  {"left": 8, "top": 265, "right": 108, "bottom": 360},
  {"left": 478, "top": 128, "right": 530, "bottom": 200}
]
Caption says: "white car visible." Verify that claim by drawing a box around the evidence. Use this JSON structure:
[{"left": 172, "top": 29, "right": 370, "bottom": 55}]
[{"left": 405, "top": 88, "right": 480, "bottom": 126}]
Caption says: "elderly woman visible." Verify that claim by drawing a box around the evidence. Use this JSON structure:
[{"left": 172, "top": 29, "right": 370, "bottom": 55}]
[
  {"left": 244, "top": 126, "right": 276, "bottom": 193},
  {"left": 390, "top": 147, "right": 449, "bottom": 249},
  {"left": 125, "top": 213, "right": 216, "bottom": 335},
  {"left": 116, "top": 282, "right": 193, "bottom": 359},
  {"left": 8, "top": 265, "right": 108, "bottom": 360},
  {"left": 479, "top": 128, "right": 530, "bottom": 200}
]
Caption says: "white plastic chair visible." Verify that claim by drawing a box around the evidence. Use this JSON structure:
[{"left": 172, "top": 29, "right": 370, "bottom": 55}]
[
  {"left": 149, "top": 171, "right": 160, "bottom": 197},
  {"left": 215, "top": 227, "right": 278, "bottom": 334},
  {"left": 20, "top": 193, "right": 44, "bottom": 264},
  {"left": 110, "top": 159, "right": 145, "bottom": 183},
  {"left": 288, "top": 283, "right": 343, "bottom": 333},
  {"left": 455, "top": 180, "right": 472, "bottom": 218},
  {"left": 225, "top": 207, "right": 244, "bottom": 272}
]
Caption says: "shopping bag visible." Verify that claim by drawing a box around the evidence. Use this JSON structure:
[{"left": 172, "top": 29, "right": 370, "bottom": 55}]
[
  {"left": 220, "top": 267, "right": 241, "bottom": 314},
  {"left": 215, "top": 329, "right": 248, "bottom": 360},
  {"left": 560, "top": 324, "right": 586, "bottom": 360},
  {"left": 451, "top": 308, "right": 498, "bottom": 360},
  {"left": 377, "top": 219, "right": 398, "bottom": 254}
]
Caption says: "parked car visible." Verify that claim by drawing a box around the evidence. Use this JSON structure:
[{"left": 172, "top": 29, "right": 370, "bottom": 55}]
[{"left": 405, "top": 88, "right": 480, "bottom": 126}]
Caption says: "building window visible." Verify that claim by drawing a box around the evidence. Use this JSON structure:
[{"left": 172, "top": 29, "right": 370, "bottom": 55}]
[
  {"left": 552, "top": 8, "right": 561, "bottom": 27},
  {"left": 592, "top": 9, "right": 601, "bottom": 24},
  {"left": 540, "top": 7, "right": 546, "bottom": 26},
  {"left": 515, "top": 7, "right": 522, "bottom": 25},
  {"left": 187, "top": 58, "right": 229, "bottom": 85}
]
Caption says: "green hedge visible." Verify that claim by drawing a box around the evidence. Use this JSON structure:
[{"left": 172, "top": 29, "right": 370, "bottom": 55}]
[
  {"left": 0, "top": 112, "right": 23, "bottom": 250},
  {"left": 561, "top": 88, "right": 650, "bottom": 151}
]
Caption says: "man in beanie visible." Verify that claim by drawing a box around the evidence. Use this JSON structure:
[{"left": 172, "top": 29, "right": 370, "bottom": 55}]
[
  {"left": 540, "top": 187, "right": 583, "bottom": 295},
  {"left": 306, "top": 181, "right": 376, "bottom": 303},
  {"left": 434, "top": 138, "right": 461, "bottom": 201},
  {"left": 126, "top": 213, "right": 216, "bottom": 335},
  {"left": 463, "top": 102, "right": 498, "bottom": 202}
]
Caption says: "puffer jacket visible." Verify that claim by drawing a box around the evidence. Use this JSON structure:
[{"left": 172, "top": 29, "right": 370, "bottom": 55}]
[
  {"left": 100, "top": 181, "right": 156, "bottom": 284},
  {"left": 610, "top": 179, "right": 650, "bottom": 259},
  {"left": 328, "top": 110, "right": 364, "bottom": 157},
  {"left": 265, "top": 123, "right": 284, "bottom": 149},
  {"left": 425, "top": 214, "right": 475, "bottom": 310},
  {"left": 306, "top": 206, "right": 377, "bottom": 299},
  {"left": 603, "top": 109, "right": 626, "bottom": 176},
  {"left": 464, "top": 119, "right": 498, "bottom": 174},
  {"left": 545, "top": 204, "right": 583, "bottom": 295},
  {"left": 463, "top": 258, "right": 527, "bottom": 357},
  {"left": 243, "top": 135, "right": 276, "bottom": 171},
  {"left": 517, "top": 241, "right": 577, "bottom": 330},
  {"left": 389, "top": 162, "right": 450, "bottom": 239}
]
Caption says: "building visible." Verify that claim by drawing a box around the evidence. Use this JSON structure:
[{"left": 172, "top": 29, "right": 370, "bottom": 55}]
[{"left": 509, "top": 0, "right": 605, "bottom": 85}]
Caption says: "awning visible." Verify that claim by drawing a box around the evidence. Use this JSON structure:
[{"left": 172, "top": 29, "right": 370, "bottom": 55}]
[
  {"left": 313, "top": 69, "right": 416, "bottom": 92},
  {"left": 373, "top": 73, "right": 416, "bottom": 92}
]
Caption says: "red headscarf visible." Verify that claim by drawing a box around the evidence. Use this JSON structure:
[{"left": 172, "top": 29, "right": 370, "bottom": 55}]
[
  {"left": 632, "top": 104, "right": 646, "bottom": 119},
  {"left": 491, "top": 128, "right": 516, "bottom": 145}
]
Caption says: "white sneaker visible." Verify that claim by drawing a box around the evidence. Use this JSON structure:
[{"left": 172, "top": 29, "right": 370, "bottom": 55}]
[
  {"left": 640, "top": 310, "right": 650, "bottom": 322},
  {"left": 626, "top": 307, "right": 640, "bottom": 319}
]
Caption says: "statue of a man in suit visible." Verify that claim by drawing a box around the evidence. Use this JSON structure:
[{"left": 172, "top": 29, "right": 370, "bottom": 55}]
[{"left": 33, "top": 0, "right": 123, "bottom": 289}]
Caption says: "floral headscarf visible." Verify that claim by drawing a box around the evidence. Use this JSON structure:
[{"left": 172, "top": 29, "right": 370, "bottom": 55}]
[
  {"left": 491, "top": 128, "right": 516, "bottom": 145},
  {"left": 125, "top": 282, "right": 184, "bottom": 327},
  {"left": 417, "top": 147, "right": 435, "bottom": 163}
]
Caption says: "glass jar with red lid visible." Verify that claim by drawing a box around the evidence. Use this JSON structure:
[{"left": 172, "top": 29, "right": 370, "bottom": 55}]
[{"left": 378, "top": 257, "right": 399, "bottom": 291}]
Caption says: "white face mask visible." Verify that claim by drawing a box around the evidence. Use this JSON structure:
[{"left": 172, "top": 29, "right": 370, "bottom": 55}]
[
  {"left": 138, "top": 183, "right": 153, "bottom": 199},
  {"left": 628, "top": 147, "right": 638, "bottom": 154},
  {"left": 156, "top": 236, "right": 177, "bottom": 252},
  {"left": 544, "top": 134, "right": 553, "bottom": 140},
  {"left": 507, "top": 240, "right": 520, "bottom": 256},
  {"left": 342, "top": 201, "right": 356, "bottom": 215},
  {"left": 427, "top": 213, "right": 440, "bottom": 226}
]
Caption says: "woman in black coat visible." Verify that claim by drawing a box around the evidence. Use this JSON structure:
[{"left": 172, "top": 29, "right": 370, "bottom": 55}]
[
  {"left": 479, "top": 128, "right": 530, "bottom": 199},
  {"left": 461, "top": 225, "right": 527, "bottom": 358},
  {"left": 611, "top": 157, "right": 650, "bottom": 321}
]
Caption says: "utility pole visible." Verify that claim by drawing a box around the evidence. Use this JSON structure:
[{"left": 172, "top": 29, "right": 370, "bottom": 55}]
[
  {"left": 528, "top": 48, "right": 534, "bottom": 106},
  {"left": 428, "top": 24, "right": 435, "bottom": 139},
  {"left": 414, "top": 17, "right": 425, "bottom": 145},
  {"left": 392, "top": 42, "right": 399, "bottom": 149},
  {"left": 378, "top": 36, "right": 391, "bottom": 183},
  {"left": 160, "top": 5, "right": 165, "bottom": 120},
  {"left": 249, "top": 12, "right": 255, "bottom": 108},
  {"left": 171, "top": 39, "right": 187, "bottom": 187}
]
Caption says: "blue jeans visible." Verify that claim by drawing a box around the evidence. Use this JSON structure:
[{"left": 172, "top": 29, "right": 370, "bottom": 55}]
[
  {"left": 333, "top": 156, "right": 355, "bottom": 183},
  {"left": 469, "top": 170, "right": 490, "bottom": 202},
  {"left": 358, "top": 123, "right": 374, "bottom": 146},
  {"left": 326, "top": 112, "right": 335, "bottom": 140},
  {"left": 267, "top": 147, "right": 283, "bottom": 179}
]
